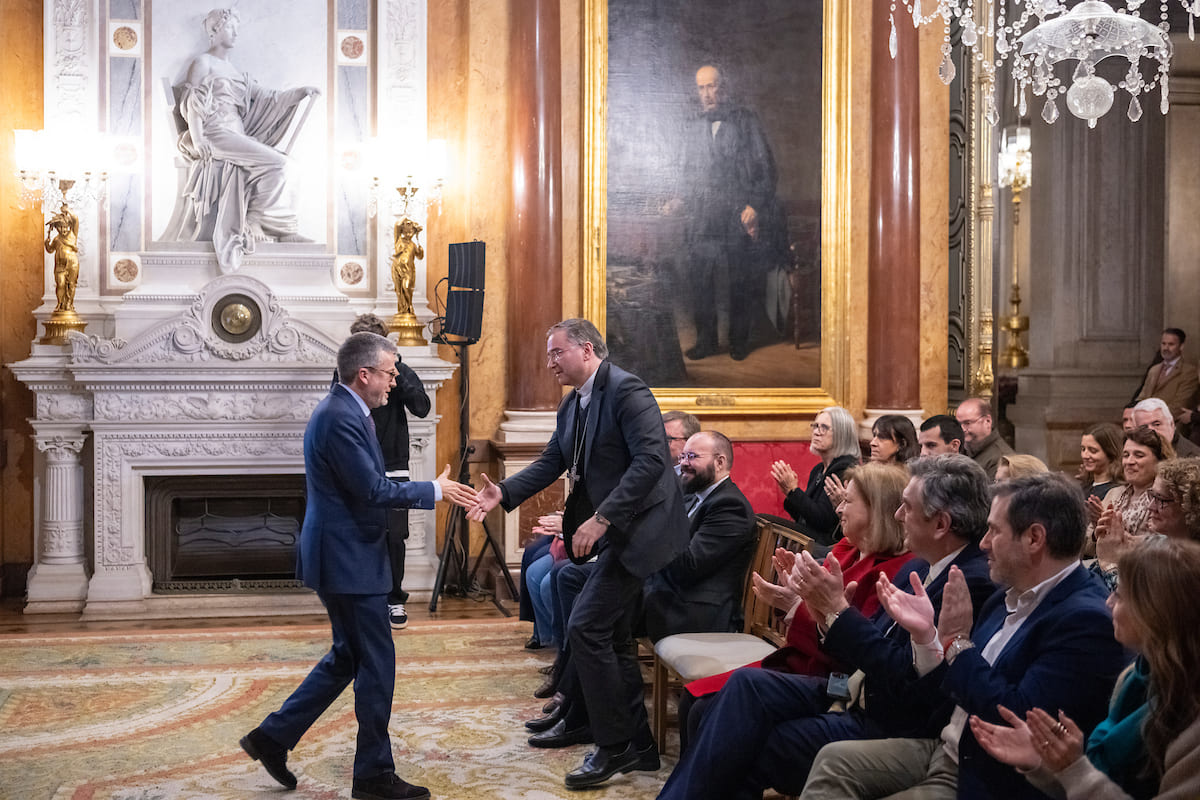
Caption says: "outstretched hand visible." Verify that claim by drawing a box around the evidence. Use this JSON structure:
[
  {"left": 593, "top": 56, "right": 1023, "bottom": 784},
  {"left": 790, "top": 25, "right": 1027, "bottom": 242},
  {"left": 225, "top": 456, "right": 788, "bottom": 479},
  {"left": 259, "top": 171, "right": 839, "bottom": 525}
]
[
  {"left": 435, "top": 464, "right": 478, "bottom": 508},
  {"left": 1026, "top": 708, "right": 1085, "bottom": 773},
  {"left": 466, "top": 473, "right": 502, "bottom": 521}
]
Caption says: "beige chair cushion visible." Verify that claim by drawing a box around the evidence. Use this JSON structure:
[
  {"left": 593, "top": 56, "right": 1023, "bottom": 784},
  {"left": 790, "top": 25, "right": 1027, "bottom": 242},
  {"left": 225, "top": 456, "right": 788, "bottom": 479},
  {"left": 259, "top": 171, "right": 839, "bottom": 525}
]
[{"left": 654, "top": 632, "right": 779, "bottom": 682}]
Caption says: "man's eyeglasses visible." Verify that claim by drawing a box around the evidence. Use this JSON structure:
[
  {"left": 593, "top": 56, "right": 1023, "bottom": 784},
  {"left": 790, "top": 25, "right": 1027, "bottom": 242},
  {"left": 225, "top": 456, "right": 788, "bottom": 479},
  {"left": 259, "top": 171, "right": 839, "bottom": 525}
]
[
  {"left": 547, "top": 345, "right": 581, "bottom": 363},
  {"left": 667, "top": 436, "right": 688, "bottom": 442},
  {"left": 366, "top": 366, "right": 399, "bottom": 379},
  {"left": 678, "top": 451, "right": 711, "bottom": 463},
  {"left": 811, "top": 422, "right": 832, "bottom": 434}
]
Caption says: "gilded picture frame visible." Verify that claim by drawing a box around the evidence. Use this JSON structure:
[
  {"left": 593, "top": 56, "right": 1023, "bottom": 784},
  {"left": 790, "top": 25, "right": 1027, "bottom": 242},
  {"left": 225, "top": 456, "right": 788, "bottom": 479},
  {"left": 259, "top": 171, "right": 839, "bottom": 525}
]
[{"left": 582, "top": 0, "right": 852, "bottom": 416}]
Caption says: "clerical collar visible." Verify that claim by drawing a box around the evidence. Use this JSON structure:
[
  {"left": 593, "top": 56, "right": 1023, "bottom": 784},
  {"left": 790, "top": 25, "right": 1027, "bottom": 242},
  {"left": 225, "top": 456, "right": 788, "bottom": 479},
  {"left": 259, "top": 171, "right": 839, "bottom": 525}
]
[{"left": 576, "top": 364, "right": 600, "bottom": 408}]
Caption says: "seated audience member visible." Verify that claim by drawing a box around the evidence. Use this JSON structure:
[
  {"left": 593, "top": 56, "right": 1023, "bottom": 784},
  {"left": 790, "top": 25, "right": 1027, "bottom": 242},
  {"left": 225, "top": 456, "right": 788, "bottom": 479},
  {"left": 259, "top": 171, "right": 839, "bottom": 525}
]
[
  {"left": 661, "top": 410, "right": 701, "bottom": 474},
  {"left": 1122, "top": 403, "right": 1138, "bottom": 433},
  {"left": 643, "top": 431, "right": 758, "bottom": 642},
  {"left": 1079, "top": 422, "right": 1126, "bottom": 557},
  {"left": 529, "top": 431, "right": 755, "bottom": 747},
  {"left": 523, "top": 511, "right": 568, "bottom": 650},
  {"left": 970, "top": 537, "right": 1200, "bottom": 800},
  {"left": 918, "top": 415, "right": 965, "bottom": 456},
  {"left": 869, "top": 415, "right": 919, "bottom": 465},
  {"left": 956, "top": 397, "right": 1014, "bottom": 479},
  {"left": 655, "top": 455, "right": 996, "bottom": 800},
  {"left": 1134, "top": 327, "right": 1199, "bottom": 427},
  {"left": 1091, "top": 427, "right": 1175, "bottom": 589},
  {"left": 1080, "top": 422, "right": 1125, "bottom": 509},
  {"left": 518, "top": 534, "right": 555, "bottom": 649},
  {"left": 678, "top": 463, "right": 913, "bottom": 748},
  {"left": 1133, "top": 397, "right": 1200, "bottom": 457},
  {"left": 995, "top": 453, "right": 1048, "bottom": 482},
  {"left": 800, "top": 472, "right": 1130, "bottom": 800},
  {"left": 1150, "top": 458, "right": 1200, "bottom": 541},
  {"left": 769, "top": 406, "right": 861, "bottom": 546}
]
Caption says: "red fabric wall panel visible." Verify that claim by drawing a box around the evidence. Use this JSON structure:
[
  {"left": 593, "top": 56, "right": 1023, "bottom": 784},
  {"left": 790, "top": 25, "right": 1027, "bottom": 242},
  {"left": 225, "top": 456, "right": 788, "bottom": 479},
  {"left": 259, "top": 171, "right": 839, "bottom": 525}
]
[{"left": 729, "top": 441, "right": 821, "bottom": 518}]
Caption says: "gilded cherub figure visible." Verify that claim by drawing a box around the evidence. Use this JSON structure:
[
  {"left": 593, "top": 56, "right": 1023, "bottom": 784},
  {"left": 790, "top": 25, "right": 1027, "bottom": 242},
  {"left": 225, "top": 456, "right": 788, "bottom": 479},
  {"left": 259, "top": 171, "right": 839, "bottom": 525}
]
[{"left": 391, "top": 217, "right": 424, "bottom": 317}]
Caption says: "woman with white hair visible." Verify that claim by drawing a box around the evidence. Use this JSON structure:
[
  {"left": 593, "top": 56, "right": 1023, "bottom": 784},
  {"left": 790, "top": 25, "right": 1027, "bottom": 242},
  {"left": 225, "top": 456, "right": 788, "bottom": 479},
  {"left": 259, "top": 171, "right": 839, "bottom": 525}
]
[{"left": 769, "top": 406, "right": 861, "bottom": 546}]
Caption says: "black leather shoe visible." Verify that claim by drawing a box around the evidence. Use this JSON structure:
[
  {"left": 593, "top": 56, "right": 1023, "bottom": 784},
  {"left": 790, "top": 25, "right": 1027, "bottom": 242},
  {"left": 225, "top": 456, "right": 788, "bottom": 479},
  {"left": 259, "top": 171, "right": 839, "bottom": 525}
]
[
  {"left": 240, "top": 727, "right": 297, "bottom": 790},
  {"left": 538, "top": 663, "right": 555, "bottom": 675},
  {"left": 730, "top": 346, "right": 749, "bottom": 361},
  {"left": 564, "top": 742, "right": 641, "bottom": 789},
  {"left": 351, "top": 772, "right": 430, "bottom": 800},
  {"left": 524, "top": 703, "right": 564, "bottom": 732},
  {"left": 528, "top": 719, "right": 594, "bottom": 748},
  {"left": 685, "top": 344, "right": 716, "bottom": 360},
  {"left": 532, "top": 673, "right": 557, "bottom": 698},
  {"left": 525, "top": 635, "right": 544, "bottom": 650}
]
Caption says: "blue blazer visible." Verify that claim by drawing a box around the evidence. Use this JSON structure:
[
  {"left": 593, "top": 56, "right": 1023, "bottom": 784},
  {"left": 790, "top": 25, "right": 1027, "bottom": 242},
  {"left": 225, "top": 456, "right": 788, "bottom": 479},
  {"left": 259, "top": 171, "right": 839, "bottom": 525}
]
[
  {"left": 920, "top": 563, "right": 1131, "bottom": 799},
  {"left": 500, "top": 360, "right": 689, "bottom": 579},
  {"left": 821, "top": 541, "right": 996, "bottom": 738},
  {"left": 296, "top": 384, "right": 435, "bottom": 594}
]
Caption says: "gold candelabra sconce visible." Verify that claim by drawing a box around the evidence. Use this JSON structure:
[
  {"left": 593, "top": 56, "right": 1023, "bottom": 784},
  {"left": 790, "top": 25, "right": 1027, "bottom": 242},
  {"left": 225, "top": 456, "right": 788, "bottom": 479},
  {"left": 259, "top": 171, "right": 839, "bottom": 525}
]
[
  {"left": 998, "top": 125, "right": 1031, "bottom": 371},
  {"left": 13, "top": 129, "right": 108, "bottom": 345},
  {"left": 363, "top": 138, "right": 448, "bottom": 346}
]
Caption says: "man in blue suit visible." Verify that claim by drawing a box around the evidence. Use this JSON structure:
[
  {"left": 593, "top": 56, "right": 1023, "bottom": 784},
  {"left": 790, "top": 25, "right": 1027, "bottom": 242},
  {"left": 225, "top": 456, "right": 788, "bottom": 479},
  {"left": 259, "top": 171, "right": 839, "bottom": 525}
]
[
  {"left": 240, "top": 331, "right": 476, "bottom": 800},
  {"left": 656, "top": 454, "right": 997, "bottom": 800},
  {"left": 469, "top": 318, "right": 689, "bottom": 789},
  {"left": 802, "top": 471, "right": 1130, "bottom": 800}
]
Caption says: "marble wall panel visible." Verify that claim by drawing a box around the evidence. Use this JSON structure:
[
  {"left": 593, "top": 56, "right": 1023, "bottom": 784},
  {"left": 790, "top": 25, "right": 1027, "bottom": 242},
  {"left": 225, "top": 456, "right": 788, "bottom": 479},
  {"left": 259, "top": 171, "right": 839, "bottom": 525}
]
[
  {"left": 111, "top": 0, "right": 140, "bottom": 20},
  {"left": 108, "top": 57, "right": 140, "bottom": 138}
]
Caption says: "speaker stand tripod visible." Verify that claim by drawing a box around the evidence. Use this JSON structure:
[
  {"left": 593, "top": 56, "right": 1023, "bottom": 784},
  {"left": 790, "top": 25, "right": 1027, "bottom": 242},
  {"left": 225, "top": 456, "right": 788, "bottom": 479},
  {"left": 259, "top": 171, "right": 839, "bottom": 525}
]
[{"left": 428, "top": 341, "right": 517, "bottom": 613}]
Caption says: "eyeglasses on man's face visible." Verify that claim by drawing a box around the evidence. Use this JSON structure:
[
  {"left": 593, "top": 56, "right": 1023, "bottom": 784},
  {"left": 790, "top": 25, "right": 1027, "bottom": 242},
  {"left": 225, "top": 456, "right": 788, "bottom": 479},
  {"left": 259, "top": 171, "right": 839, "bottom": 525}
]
[
  {"left": 678, "top": 451, "right": 713, "bottom": 463},
  {"left": 547, "top": 345, "right": 582, "bottom": 364},
  {"left": 366, "top": 366, "right": 399, "bottom": 380}
]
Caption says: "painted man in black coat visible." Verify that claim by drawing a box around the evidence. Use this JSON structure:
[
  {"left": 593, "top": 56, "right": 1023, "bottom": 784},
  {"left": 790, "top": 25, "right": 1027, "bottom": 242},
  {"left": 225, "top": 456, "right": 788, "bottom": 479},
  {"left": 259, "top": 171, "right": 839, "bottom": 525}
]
[{"left": 674, "top": 64, "right": 787, "bottom": 362}]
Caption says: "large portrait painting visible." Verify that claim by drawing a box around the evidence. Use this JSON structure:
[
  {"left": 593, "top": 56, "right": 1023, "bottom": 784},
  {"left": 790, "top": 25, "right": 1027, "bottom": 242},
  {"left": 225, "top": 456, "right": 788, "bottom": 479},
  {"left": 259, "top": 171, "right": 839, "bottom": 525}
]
[{"left": 584, "top": 0, "right": 851, "bottom": 415}]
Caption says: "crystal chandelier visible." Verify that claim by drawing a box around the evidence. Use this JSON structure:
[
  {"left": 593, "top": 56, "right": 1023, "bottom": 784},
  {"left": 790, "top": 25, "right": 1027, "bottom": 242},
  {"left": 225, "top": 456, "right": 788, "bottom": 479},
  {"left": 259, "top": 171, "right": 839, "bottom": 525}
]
[{"left": 893, "top": 0, "right": 1197, "bottom": 127}]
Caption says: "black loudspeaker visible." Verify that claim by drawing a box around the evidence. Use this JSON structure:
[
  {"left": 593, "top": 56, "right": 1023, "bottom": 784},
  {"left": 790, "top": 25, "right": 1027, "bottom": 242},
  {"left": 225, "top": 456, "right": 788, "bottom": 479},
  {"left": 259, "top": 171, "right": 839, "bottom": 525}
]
[{"left": 444, "top": 241, "right": 485, "bottom": 343}]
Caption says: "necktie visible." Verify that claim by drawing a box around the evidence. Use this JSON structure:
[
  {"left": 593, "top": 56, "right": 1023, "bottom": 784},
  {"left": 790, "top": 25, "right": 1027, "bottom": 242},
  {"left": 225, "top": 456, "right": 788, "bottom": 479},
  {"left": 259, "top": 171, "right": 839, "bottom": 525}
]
[
  {"left": 684, "top": 494, "right": 700, "bottom": 517},
  {"left": 366, "top": 414, "right": 377, "bottom": 437}
]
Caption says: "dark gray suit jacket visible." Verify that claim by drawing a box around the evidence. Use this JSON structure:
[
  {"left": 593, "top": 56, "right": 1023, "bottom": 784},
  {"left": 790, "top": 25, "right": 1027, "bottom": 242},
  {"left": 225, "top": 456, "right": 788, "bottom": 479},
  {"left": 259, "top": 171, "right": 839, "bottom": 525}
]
[{"left": 500, "top": 360, "right": 688, "bottom": 579}]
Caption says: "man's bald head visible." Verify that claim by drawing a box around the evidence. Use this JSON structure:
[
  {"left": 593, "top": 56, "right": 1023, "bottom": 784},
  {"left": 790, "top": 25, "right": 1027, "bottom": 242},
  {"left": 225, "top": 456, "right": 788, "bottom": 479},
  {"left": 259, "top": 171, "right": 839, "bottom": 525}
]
[{"left": 695, "top": 65, "right": 722, "bottom": 112}]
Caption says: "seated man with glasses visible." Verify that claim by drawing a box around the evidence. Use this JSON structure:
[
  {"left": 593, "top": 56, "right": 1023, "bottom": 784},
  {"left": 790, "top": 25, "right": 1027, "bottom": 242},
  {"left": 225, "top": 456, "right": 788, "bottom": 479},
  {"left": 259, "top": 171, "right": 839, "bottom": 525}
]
[{"left": 955, "top": 398, "right": 1013, "bottom": 480}]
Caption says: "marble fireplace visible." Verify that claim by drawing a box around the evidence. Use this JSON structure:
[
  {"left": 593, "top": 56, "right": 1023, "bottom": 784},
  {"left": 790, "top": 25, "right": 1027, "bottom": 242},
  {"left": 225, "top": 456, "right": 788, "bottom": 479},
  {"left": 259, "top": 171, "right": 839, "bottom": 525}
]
[{"left": 12, "top": 260, "right": 454, "bottom": 618}]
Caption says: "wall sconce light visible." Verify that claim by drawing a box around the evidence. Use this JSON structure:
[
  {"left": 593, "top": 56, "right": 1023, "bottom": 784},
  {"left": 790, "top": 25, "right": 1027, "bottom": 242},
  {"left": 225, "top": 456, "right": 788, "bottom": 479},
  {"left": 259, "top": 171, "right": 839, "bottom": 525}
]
[{"left": 14, "top": 129, "right": 109, "bottom": 344}]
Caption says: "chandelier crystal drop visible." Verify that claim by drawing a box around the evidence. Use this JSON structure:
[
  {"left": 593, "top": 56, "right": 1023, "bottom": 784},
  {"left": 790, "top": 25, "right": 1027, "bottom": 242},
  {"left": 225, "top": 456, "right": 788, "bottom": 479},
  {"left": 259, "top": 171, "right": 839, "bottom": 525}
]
[{"left": 896, "top": 0, "right": 1199, "bottom": 128}]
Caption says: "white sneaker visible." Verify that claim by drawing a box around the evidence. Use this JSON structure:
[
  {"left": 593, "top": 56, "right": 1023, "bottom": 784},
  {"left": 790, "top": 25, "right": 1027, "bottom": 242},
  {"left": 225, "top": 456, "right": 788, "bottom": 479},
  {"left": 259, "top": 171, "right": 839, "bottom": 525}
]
[{"left": 388, "top": 604, "right": 408, "bottom": 630}]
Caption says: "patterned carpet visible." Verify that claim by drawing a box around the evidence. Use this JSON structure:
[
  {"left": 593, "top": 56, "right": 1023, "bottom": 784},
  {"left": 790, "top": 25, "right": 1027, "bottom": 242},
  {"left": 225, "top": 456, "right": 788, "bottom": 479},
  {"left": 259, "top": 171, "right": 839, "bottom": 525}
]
[{"left": 0, "top": 618, "right": 675, "bottom": 799}]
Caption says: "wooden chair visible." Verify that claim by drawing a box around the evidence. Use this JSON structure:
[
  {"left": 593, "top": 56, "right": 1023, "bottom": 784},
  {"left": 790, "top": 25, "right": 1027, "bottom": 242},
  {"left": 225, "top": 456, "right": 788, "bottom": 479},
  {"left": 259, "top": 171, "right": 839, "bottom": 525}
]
[{"left": 649, "top": 515, "right": 813, "bottom": 752}]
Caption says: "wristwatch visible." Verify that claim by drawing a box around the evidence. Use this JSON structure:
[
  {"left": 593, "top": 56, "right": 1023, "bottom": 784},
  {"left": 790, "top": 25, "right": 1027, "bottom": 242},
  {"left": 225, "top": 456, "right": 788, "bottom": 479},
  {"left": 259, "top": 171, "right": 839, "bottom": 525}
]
[
  {"left": 944, "top": 635, "right": 976, "bottom": 664},
  {"left": 593, "top": 512, "right": 611, "bottom": 527}
]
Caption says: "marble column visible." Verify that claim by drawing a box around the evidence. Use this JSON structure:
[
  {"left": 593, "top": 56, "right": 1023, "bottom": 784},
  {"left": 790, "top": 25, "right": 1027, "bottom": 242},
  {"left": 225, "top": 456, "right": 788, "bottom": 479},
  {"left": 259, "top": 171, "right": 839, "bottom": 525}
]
[
  {"left": 25, "top": 429, "right": 89, "bottom": 611},
  {"left": 864, "top": 0, "right": 922, "bottom": 430},
  {"left": 496, "top": 0, "right": 565, "bottom": 572},
  {"left": 503, "top": 0, "right": 563, "bottom": 417}
]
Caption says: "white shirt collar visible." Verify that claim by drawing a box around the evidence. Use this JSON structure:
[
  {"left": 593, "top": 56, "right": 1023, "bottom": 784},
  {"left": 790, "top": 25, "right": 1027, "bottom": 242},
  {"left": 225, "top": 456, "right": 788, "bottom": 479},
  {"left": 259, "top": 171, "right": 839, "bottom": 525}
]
[
  {"left": 691, "top": 474, "right": 729, "bottom": 510},
  {"left": 924, "top": 544, "right": 968, "bottom": 587}
]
